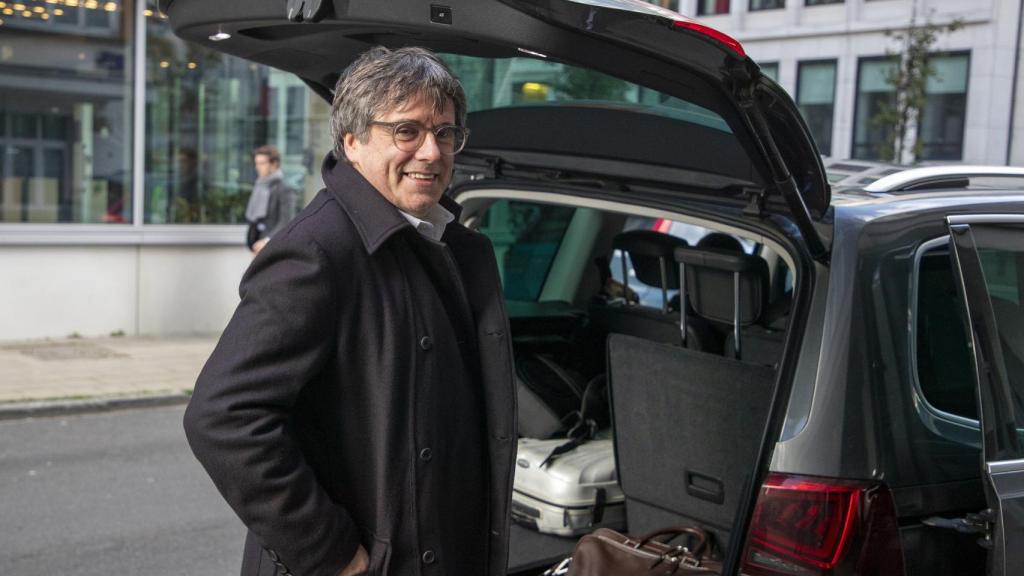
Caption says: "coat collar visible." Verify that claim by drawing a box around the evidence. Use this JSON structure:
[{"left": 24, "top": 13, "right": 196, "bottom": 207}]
[{"left": 321, "top": 152, "right": 464, "bottom": 254}]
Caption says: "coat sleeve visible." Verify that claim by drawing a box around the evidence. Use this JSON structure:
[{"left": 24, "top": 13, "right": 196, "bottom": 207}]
[{"left": 183, "top": 233, "right": 359, "bottom": 576}]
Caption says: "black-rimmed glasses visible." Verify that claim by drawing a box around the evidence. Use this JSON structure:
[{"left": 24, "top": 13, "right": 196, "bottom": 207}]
[{"left": 367, "top": 120, "right": 469, "bottom": 155}]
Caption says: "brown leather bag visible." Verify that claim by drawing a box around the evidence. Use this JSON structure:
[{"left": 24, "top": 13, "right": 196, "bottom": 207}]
[{"left": 545, "top": 526, "right": 723, "bottom": 576}]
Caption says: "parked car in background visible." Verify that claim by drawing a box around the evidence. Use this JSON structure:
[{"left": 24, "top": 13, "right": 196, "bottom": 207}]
[{"left": 162, "top": 0, "right": 1024, "bottom": 574}]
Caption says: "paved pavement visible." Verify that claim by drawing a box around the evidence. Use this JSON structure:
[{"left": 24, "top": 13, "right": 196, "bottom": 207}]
[{"left": 0, "top": 335, "right": 218, "bottom": 416}]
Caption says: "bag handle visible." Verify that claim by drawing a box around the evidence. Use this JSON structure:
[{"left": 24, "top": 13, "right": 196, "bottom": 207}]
[{"left": 634, "top": 526, "right": 709, "bottom": 557}]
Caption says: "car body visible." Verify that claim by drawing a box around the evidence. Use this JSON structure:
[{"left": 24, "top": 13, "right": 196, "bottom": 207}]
[{"left": 160, "top": 1, "right": 1024, "bottom": 574}]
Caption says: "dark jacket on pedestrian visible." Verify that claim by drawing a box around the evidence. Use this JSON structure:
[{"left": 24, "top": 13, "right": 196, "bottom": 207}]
[
  {"left": 184, "top": 153, "right": 517, "bottom": 576},
  {"left": 245, "top": 174, "right": 300, "bottom": 250}
]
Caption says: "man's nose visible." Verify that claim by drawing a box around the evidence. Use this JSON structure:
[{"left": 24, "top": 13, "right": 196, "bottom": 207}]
[{"left": 415, "top": 131, "right": 443, "bottom": 160}]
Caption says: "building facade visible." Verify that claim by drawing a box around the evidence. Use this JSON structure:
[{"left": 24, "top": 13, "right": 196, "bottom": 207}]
[
  {"left": 681, "top": 0, "right": 1024, "bottom": 165},
  {"left": 0, "top": 0, "right": 1021, "bottom": 341}
]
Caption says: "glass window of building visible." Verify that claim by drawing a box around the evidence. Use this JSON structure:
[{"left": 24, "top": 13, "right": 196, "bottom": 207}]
[
  {"left": 697, "top": 0, "right": 730, "bottom": 15},
  {"left": 760, "top": 62, "right": 779, "bottom": 82},
  {"left": 852, "top": 57, "right": 897, "bottom": 160},
  {"left": 143, "top": 2, "right": 318, "bottom": 224},
  {"left": 750, "top": 0, "right": 785, "bottom": 10},
  {"left": 797, "top": 60, "right": 837, "bottom": 156},
  {"left": 644, "top": 0, "right": 680, "bottom": 11},
  {"left": 0, "top": 0, "right": 134, "bottom": 224},
  {"left": 919, "top": 53, "right": 970, "bottom": 161},
  {"left": 805, "top": 0, "right": 842, "bottom": 5}
]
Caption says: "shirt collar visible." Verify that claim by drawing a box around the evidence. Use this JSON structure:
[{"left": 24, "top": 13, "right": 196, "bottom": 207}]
[
  {"left": 399, "top": 203, "right": 455, "bottom": 243},
  {"left": 321, "top": 152, "right": 464, "bottom": 254}
]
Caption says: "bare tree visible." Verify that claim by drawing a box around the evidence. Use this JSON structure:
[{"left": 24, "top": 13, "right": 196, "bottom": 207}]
[{"left": 871, "top": 8, "right": 962, "bottom": 164}]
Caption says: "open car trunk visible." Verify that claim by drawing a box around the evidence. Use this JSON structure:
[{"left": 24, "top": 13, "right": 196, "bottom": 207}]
[
  {"left": 159, "top": 1, "right": 830, "bottom": 573},
  {"left": 452, "top": 183, "right": 804, "bottom": 574}
]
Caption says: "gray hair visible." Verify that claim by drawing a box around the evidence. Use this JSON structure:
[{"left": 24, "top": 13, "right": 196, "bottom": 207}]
[{"left": 330, "top": 46, "right": 468, "bottom": 160}]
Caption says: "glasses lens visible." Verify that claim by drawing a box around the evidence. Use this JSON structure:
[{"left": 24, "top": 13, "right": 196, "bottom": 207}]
[
  {"left": 392, "top": 122, "right": 423, "bottom": 149},
  {"left": 388, "top": 122, "right": 467, "bottom": 154},
  {"left": 437, "top": 126, "right": 467, "bottom": 155}
]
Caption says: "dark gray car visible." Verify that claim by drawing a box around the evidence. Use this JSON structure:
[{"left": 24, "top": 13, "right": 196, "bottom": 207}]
[{"left": 160, "top": 1, "right": 1023, "bottom": 574}]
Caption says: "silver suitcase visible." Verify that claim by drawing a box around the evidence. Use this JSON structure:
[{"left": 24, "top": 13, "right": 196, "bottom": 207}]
[{"left": 512, "top": 437, "right": 626, "bottom": 536}]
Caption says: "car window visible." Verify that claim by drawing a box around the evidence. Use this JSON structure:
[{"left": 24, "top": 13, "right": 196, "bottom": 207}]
[
  {"left": 477, "top": 199, "right": 577, "bottom": 301},
  {"left": 971, "top": 233, "right": 1024, "bottom": 433},
  {"left": 916, "top": 246, "right": 978, "bottom": 420},
  {"left": 439, "top": 54, "right": 731, "bottom": 133}
]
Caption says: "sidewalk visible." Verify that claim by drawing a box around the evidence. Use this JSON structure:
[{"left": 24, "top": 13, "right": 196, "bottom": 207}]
[{"left": 0, "top": 335, "right": 218, "bottom": 416}]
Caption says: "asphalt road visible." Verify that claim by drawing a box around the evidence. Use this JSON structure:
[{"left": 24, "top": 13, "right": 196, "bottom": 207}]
[{"left": 0, "top": 404, "right": 245, "bottom": 575}]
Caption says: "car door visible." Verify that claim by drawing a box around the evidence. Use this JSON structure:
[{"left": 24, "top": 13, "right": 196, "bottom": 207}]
[{"left": 947, "top": 215, "right": 1024, "bottom": 575}]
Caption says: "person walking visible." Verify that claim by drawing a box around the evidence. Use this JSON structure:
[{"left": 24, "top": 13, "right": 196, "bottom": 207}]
[
  {"left": 245, "top": 145, "right": 299, "bottom": 254},
  {"left": 184, "top": 46, "right": 516, "bottom": 576}
]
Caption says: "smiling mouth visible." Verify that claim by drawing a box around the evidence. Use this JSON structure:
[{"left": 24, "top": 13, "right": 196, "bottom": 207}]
[{"left": 404, "top": 171, "right": 438, "bottom": 181}]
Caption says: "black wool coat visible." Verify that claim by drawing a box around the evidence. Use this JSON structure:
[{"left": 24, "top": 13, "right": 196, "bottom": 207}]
[{"left": 184, "top": 154, "right": 517, "bottom": 576}]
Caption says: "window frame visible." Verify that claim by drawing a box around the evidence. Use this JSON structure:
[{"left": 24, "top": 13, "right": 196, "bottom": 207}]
[
  {"left": 851, "top": 55, "right": 898, "bottom": 161},
  {"left": 910, "top": 235, "right": 982, "bottom": 446},
  {"left": 749, "top": 0, "right": 785, "bottom": 11},
  {"left": 918, "top": 50, "right": 971, "bottom": 162},
  {"left": 795, "top": 58, "right": 838, "bottom": 157},
  {"left": 696, "top": 0, "right": 731, "bottom": 15}
]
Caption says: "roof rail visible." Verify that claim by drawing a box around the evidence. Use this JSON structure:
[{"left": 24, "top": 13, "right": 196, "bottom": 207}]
[{"left": 864, "top": 165, "right": 1024, "bottom": 193}]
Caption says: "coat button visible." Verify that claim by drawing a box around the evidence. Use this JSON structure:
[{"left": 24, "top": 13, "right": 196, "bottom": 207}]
[
  {"left": 419, "top": 336, "right": 433, "bottom": 350},
  {"left": 422, "top": 549, "right": 436, "bottom": 564},
  {"left": 419, "top": 447, "right": 433, "bottom": 462}
]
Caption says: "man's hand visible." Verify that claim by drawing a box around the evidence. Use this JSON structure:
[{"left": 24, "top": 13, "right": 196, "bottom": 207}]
[
  {"left": 251, "top": 237, "right": 269, "bottom": 254},
  {"left": 337, "top": 545, "right": 369, "bottom": 576}
]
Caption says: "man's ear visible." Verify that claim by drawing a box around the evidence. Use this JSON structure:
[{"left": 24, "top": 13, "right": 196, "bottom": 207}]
[{"left": 342, "top": 132, "right": 361, "bottom": 161}]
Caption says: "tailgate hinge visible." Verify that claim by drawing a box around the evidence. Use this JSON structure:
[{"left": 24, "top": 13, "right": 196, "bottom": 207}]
[{"left": 923, "top": 508, "right": 995, "bottom": 550}]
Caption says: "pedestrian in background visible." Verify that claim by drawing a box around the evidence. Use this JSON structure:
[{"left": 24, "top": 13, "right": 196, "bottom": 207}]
[
  {"left": 245, "top": 145, "right": 298, "bottom": 254},
  {"left": 184, "top": 46, "right": 516, "bottom": 576}
]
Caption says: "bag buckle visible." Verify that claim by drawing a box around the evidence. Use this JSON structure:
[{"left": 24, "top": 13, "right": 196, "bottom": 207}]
[
  {"left": 681, "top": 555, "right": 701, "bottom": 568},
  {"left": 544, "top": 557, "right": 572, "bottom": 576}
]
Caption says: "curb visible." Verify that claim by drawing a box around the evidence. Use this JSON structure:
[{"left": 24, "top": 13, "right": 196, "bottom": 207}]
[{"left": 0, "top": 391, "right": 192, "bottom": 421}]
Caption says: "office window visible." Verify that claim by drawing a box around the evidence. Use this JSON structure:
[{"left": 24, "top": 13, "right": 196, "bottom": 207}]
[
  {"left": 644, "top": 0, "right": 680, "bottom": 11},
  {"left": 0, "top": 0, "right": 134, "bottom": 224},
  {"left": 760, "top": 62, "right": 780, "bottom": 82},
  {"left": 852, "top": 57, "right": 897, "bottom": 160},
  {"left": 697, "top": 0, "right": 731, "bottom": 15},
  {"left": 143, "top": 2, "right": 313, "bottom": 224},
  {"left": 797, "top": 60, "right": 837, "bottom": 156},
  {"left": 805, "top": 0, "right": 842, "bottom": 5},
  {"left": 750, "top": 0, "right": 785, "bottom": 10},
  {"left": 919, "top": 53, "right": 970, "bottom": 161}
]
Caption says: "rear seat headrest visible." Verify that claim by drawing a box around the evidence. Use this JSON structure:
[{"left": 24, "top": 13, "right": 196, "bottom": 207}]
[
  {"left": 612, "top": 230, "right": 688, "bottom": 290},
  {"left": 673, "top": 246, "right": 769, "bottom": 326},
  {"left": 696, "top": 232, "right": 745, "bottom": 253}
]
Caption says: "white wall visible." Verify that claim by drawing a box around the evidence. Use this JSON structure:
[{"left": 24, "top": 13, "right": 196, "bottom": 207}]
[{"left": 0, "top": 245, "right": 251, "bottom": 341}]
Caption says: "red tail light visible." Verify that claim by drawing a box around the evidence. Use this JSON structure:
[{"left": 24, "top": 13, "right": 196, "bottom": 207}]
[
  {"left": 672, "top": 20, "right": 746, "bottom": 58},
  {"left": 653, "top": 218, "right": 672, "bottom": 233},
  {"left": 742, "top": 474, "right": 904, "bottom": 575}
]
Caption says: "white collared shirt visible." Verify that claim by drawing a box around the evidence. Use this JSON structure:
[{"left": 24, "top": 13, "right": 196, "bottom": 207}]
[{"left": 399, "top": 202, "right": 455, "bottom": 243}]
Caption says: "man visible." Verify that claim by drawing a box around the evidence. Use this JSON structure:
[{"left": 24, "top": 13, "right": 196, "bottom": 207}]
[
  {"left": 183, "top": 46, "right": 516, "bottom": 576},
  {"left": 245, "top": 145, "right": 299, "bottom": 254}
]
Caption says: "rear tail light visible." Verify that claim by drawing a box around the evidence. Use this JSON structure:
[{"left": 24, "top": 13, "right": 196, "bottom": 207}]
[
  {"left": 741, "top": 474, "right": 904, "bottom": 575},
  {"left": 672, "top": 20, "right": 746, "bottom": 58},
  {"left": 653, "top": 218, "right": 672, "bottom": 233}
]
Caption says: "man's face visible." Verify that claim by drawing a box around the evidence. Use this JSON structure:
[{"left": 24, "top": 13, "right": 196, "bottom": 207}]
[
  {"left": 254, "top": 154, "right": 276, "bottom": 179},
  {"left": 343, "top": 95, "right": 455, "bottom": 218}
]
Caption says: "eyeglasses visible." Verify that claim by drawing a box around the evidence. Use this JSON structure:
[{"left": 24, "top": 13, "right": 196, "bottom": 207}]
[{"left": 367, "top": 120, "right": 469, "bottom": 155}]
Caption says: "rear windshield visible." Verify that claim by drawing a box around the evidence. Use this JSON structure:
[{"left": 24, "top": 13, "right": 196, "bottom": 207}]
[{"left": 440, "top": 54, "right": 731, "bottom": 133}]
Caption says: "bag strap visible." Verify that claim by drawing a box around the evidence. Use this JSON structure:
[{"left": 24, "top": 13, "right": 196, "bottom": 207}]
[{"left": 635, "top": 526, "right": 710, "bottom": 557}]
